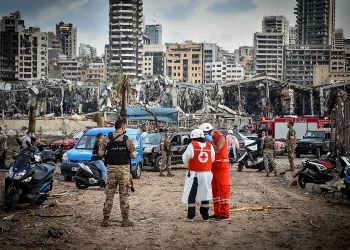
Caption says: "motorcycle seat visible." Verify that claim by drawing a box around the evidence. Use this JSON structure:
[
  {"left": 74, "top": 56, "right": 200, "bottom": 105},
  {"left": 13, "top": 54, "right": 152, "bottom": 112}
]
[
  {"left": 32, "top": 164, "right": 56, "bottom": 180},
  {"left": 319, "top": 161, "right": 334, "bottom": 169}
]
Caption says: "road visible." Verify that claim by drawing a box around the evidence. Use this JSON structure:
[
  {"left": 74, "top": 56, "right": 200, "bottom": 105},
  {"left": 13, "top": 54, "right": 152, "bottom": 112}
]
[{"left": 1, "top": 157, "right": 350, "bottom": 250}]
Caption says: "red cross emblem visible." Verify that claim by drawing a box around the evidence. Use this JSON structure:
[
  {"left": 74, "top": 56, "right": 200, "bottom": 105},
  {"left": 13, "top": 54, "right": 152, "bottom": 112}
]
[{"left": 198, "top": 152, "right": 209, "bottom": 163}]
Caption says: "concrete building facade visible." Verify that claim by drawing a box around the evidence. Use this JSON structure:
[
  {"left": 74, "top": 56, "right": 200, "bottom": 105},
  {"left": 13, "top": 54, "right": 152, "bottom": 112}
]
[
  {"left": 0, "top": 12, "right": 48, "bottom": 81},
  {"left": 80, "top": 63, "right": 105, "bottom": 83},
  {"left": 313, "top": 64, "right": 350, "bottom": 86},
  {"left": 48, "top": 31, "right": 63, "bottom": 60},
  {"left": 145, "top": 24, "right": 162, "bottom": 45},
  {"left": 48, "top": 54, "right": 80, "bottom": 81},
  {"left": 284, "top": 45, "right": 331, "bottom": 85},
  {"left": 109, "top": 0, "right": 144, "bottom": 78},
  {"left": 295, "top": 0, "right": 336, "bottom": 45},
  {"left": 334, "top": 28, "right": 344, "bottom": 49},
  {"left": 56, "top": 22, "right": 77, "bottom": 59},
  {"left": 142, "top": 44, "right": 166, "bottom": 76},
  {"left": 79, "top": 43, "right": 97, "bottom": 59},
  {"left": 262, "top": 15, "right": 290, "bottom": 45},
  {"left": 253, "top": 32, "right": 285, "bottom": 79},
  {"left": 204, "top": 61, "right": 244, "bottom": 83},
  {"left": 289, "top": 26, "right": 297, "bottom": 45},
  {"left": 166, "top": 40, "right": 203, "bottom": 83}
]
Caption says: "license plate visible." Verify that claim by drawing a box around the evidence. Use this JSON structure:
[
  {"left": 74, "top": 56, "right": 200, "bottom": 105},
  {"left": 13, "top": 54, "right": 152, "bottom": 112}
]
[{"left": 71, "top": 167, "right": 78, "bottom": 172}]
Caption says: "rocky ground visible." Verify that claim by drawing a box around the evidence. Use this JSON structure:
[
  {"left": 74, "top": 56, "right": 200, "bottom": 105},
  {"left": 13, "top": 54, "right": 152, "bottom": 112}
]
[{"left": 1, "top": 157, "right": 350, "bottom": 250}]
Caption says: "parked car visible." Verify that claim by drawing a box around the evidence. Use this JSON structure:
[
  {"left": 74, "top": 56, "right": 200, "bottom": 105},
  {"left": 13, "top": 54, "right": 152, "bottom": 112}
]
[
  {"left": 274, "top": 141, "right": 287, "bottom": 156},
  {"left": 61, "top": 127, "right": 143, "bottom": 181},
  {"left": 295, "top": 129, "right": 331, "bottom": 158},
  {"left": 142, "top": 132, "right": 191, "bottom": 171},
  {"left": 243, "top": 134, "right": 259, "bottom": 141},
  {"left": 220, "top": 130, "right": 257, "bottom": 151},
  {"left": 50, "top": 131, "right": 84, "bottom": 160}
]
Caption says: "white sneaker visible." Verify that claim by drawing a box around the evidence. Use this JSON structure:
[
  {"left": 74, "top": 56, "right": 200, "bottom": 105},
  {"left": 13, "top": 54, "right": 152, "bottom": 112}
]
[{"left": 184, "top": 218, "right": 194, "bottom": 222}]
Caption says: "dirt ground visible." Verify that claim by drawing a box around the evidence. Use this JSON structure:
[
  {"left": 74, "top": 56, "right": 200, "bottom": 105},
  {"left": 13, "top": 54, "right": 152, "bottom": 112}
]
[{"left": 1, "top": 157, "right": 350, "bottom": 250}]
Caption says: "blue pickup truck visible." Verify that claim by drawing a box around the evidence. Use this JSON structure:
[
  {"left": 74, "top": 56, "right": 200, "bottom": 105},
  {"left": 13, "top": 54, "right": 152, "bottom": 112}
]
[{"left": 60, "top": 127, "right": 143, "bottom": 181}]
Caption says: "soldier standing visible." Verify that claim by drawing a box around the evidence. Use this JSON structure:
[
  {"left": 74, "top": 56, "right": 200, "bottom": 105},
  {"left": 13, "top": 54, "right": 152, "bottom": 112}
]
[
  {"left": 286, "top": 122, "right": 297, "bottom": 171},
  {"left": 0, "top": 127, "right": 7, "bottom": 169},
  {"left": 159, "top": 128, "right": 174, "bottom": 177},
  {"left": 99, "top": 119, "right": 137, "bottom": 227},
  {"left": 262, "top": 129, "right": 277, "bottom": 177}
]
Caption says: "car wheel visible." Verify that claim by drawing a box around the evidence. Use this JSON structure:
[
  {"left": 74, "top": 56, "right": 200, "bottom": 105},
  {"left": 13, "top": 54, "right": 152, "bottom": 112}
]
[
  {"left": 64, "top": 176, "right": 72, "bottom": 182},
  {"left": 132, "top": 163, "right": 142, "bottom": 179},
  {"left": 316, "top": 147, "right": 322, "bottom": 158},
  {"left": 154, "top": 156, "right": 162, "bottom": 172},
  {"left": 298, "top": 174, "right": 311, "bottom": 189}
]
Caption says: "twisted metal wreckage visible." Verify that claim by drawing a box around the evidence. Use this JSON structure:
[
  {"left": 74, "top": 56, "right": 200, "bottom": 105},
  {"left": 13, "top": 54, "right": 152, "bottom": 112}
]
[{"left": 0, "top": 74, "right": 349, "bottom": 129}]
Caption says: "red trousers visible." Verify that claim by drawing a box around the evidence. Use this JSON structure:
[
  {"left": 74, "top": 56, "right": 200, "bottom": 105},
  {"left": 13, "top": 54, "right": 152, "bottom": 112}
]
[{"left": 212, "top": 164, "right": 230, "bottom": 218}]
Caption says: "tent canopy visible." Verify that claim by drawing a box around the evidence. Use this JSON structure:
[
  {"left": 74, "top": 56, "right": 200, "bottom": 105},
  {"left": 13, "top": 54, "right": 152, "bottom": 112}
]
[{"left": 127, "top": 107, "right": 178, "bottom": 123}]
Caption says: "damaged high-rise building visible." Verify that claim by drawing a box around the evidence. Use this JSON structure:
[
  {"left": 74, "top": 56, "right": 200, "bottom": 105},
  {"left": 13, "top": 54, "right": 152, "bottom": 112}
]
[
  {"left": 56, "top": 22, "right": 77, "bottom": 60},
  {"left": 0, "top": 11, "right": 48, "bottom": 81},
  {"left": 295, "top": 0, "right": 336, "bottom": 46},
  {"left": 109, "top": 0, "right": 144, "bottom": 78}
]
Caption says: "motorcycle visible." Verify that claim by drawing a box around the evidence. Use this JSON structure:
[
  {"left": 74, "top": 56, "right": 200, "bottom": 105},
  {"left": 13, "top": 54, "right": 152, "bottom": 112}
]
[
  {"left": 237, "top": 146, "right": 273, "bottom": 172},
  {"left": 73, "top": 162, "right": 106, "bottom": 189},
  {"left": 294, "top": 154, "right": 349, "bottom": 188},
  {"left": 339, "top": 157, "right": 350, "bottom": 201},
  {"left": 2, "top": 142, "right": 57, "bottom": 212}
]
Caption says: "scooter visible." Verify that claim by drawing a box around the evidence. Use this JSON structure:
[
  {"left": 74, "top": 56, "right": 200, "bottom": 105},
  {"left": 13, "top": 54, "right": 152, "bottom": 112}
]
[
  {"left": 2, "top": 143, "right": 57, "bottom": 212},
  {"left": 74, "top": 162, "right": 106, "bottom": 189},
  {"left": 237, "top": 146, "right": 273, "bottom": 172},
  {"left": 293, "top": 153, "right": 347, "bottom": 188}
]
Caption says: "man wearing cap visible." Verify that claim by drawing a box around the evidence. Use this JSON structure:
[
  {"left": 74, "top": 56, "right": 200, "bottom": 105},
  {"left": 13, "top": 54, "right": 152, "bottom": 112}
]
[
  {"left": 199, "top": 123, "right": 230, "bottom": 221},
  {"left": 226, "top": 130, "right": 239, "bottom": 167},
  {"left": 181, "top": 129, "right": 215, "bottom": 222},
  {"left": 159, "top": 128, "right": 174, "bottom": 177}
]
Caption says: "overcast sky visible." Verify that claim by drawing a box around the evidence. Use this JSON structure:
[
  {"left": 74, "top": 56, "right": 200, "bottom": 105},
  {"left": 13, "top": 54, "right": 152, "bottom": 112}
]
[{"left": 1, "top": 0, "right": 350, "bottom": 56}]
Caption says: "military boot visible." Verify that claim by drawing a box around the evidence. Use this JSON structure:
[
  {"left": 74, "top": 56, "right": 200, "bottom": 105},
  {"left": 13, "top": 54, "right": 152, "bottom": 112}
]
[
  {"left": 101, "top": 216, "right": 109, "bottom": 227},
  {"left": 159, "top": 171, "right": 166, "bottom": 177},
  {"left": 167, "top": 171, "right": 175, "bottom": 177},
  {"left": 274, "top": 170, "right": 278, "bottom": 177},
  {"left": 121, "top": 219, "right": 135, "bottom": 227},
  {"left": 266, "top": 172, "right": 270, "bottom": 177}
]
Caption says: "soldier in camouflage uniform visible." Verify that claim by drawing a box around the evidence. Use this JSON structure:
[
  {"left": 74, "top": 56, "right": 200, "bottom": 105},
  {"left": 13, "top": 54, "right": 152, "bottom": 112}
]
[
  {"left": 0, "top": 127, "right": 7, "bottom": 169},
  {"left": 98, "top": 119, "right": 137, "bottom": 227},
  {"left": 286, "top": 122, "right": 297, "bottom": 171},
  {"left": 159, "top": 128, "right": 174, "bottom": 177},
  {"left": 262, "top": 129, "right": 277, "bottom": 177}
]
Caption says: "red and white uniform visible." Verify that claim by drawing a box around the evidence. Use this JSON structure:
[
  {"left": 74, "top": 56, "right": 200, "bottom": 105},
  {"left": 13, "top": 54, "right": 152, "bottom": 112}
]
[
  {"left": 226, "top": 134, "right": 239, "bottom": 150},
  {"left": 181, "top": 141, "right": 215, "bottom": 203},
  {"left": 212, "top": 131, "right": 230, "bottom": 218}
]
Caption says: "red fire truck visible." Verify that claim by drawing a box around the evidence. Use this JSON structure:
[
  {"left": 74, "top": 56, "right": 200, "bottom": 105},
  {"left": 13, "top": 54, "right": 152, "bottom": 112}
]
[{"left": 250, "top": 116, "right": 331, "bottom": 141}]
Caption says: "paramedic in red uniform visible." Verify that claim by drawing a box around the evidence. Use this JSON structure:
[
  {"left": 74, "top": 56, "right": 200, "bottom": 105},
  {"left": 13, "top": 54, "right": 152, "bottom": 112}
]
[
  {"left": 181, "top": 129, "right": 215, "bottom": 222},
  {"left": 199, "top": 123, "right": 230, "bottom": 220}
]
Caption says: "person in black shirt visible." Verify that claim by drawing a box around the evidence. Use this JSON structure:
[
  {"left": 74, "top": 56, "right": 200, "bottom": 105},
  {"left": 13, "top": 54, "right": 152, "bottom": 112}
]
[{"left": 92, "top": 133, "right": 107, "bottom": 184}]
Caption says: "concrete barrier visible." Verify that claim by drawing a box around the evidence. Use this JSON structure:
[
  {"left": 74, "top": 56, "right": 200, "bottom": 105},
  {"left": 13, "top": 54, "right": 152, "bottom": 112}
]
[{"left": 0, "top": 119, "right": 95, "bottom": 133}]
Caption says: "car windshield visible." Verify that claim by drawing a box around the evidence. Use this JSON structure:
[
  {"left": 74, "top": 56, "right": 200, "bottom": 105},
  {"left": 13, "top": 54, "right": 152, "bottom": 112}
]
[
  {"left": 143, "top": 133, "right": 162, "bottom": 144},
  {"left": 73, "top": 131, "right": 84, "bottom": 140},
  {"left": 305, "top": 131, "right": 325, "bottom": 138},
  {"left": 234, "top": 132, "right": 248, "bottom": 140},
  {"left": 128, "top": 133, "right": 141, "bottom": 147},
  {"left": 75, "top": 135, "right": 96, "bottom": 150}
]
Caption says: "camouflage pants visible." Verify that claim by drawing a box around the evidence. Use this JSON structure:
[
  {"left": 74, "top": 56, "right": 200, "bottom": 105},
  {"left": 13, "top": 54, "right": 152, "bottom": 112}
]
[
  {"left": 160, "top": 153, "right": 171, "bottom": 173},
  {"left": 287, "top": 144, "right": 296, "bottom": 170},
  {"left": 263, "top": 149, "right": 276, "bottom": 173},
  {"left": 103, "top": 165, "right": 130, "bottom": 219}
]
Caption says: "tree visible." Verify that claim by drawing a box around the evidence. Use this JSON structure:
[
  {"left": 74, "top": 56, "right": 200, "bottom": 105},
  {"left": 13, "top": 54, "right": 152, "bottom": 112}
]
[
  {"left": 110, "top": 67, "right": 131, "bottom": 122},
  {"left": 28, "top": 96, "right": 37, "bottom": 133}
]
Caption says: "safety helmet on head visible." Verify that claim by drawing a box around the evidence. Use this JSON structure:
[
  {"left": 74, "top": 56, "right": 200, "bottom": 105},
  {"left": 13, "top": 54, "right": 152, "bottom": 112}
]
[
  {"left": 228, "top": 130, "right": 233, "bottom": 134},
  {"left": 199, "top": 123, "right": 213, "bottom": 132},
  {"left": 190, "top": 129, "right": 205, "bottom": 139}
]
